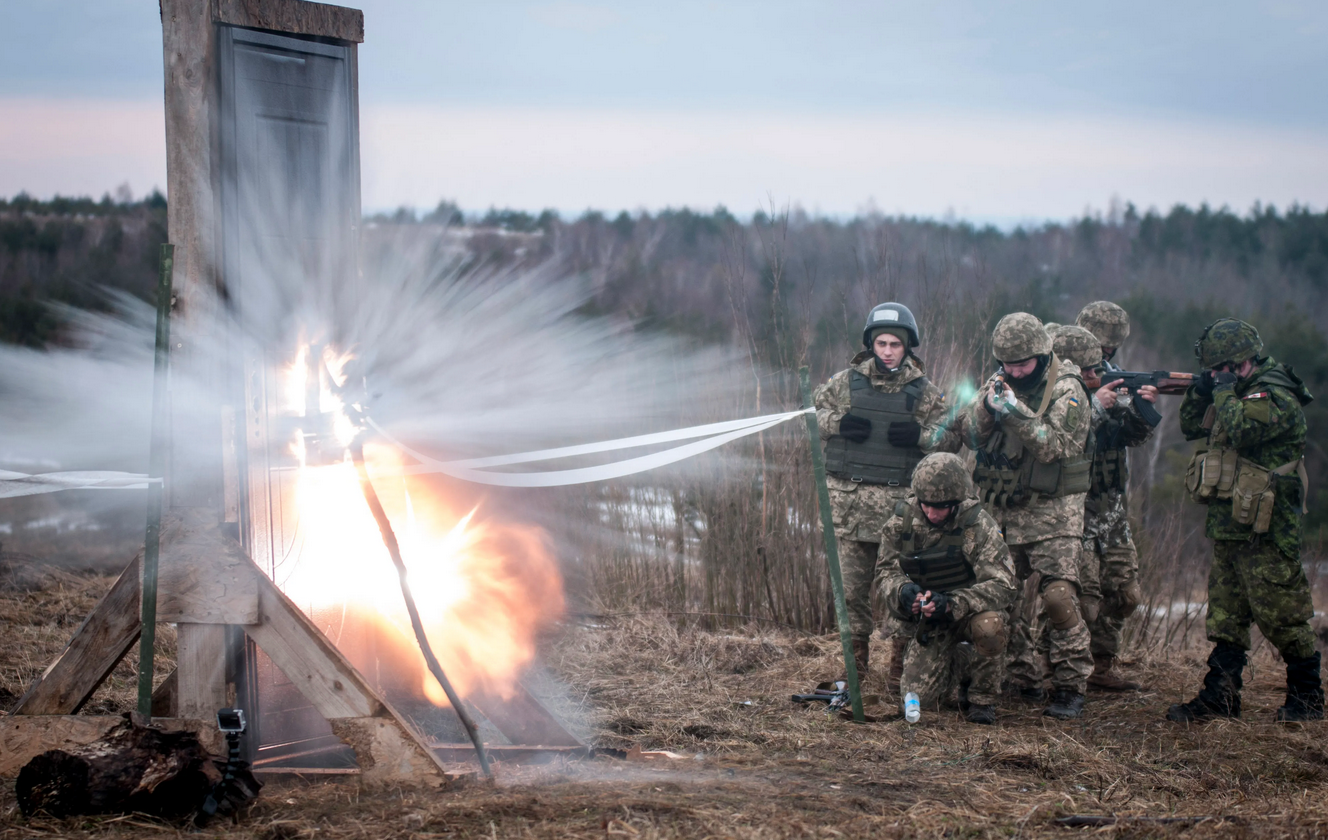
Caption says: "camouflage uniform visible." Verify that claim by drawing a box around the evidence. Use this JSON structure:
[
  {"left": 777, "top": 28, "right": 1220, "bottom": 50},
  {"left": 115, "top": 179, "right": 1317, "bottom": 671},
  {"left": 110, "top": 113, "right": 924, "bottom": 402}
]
[
  {"left": 1082, "top": 379, "right": 1155, "bottom": 658},
  {"left": 1179, "top": 356, "right": 1314, "bottom": 658},
  {"left": 951, "top": 315, "right": 1094, "bottom": 704},
  {"left": 876, "top": 462, "right": 1017, "bottom": 716},
  {"left": 1169, "top": 317, "right": 1320, "bottom": 723},
  {"left": 816, "top": 353, "right": 960, "bottom": 657}
]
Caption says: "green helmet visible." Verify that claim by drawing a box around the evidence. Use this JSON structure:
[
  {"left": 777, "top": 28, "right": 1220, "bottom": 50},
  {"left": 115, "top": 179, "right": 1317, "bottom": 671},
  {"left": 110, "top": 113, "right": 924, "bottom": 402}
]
[
  {"left": 991, "top": 312, "right": 1051, "bottom": 362},
  {"left": 862, "top": 302, "right": 920, "bottom": 348},
  {"left": 1194, "top": 318, "right": 1264, "bottom": 368},
  {"left": 912, "top": 453, "right": 972, "bottom": 504},
  {"left": 1049, "top": 324, "right": 1102, "bottom": 370},
  {"left": 1076, "top": 301, "right": 1130, "bottom": 347}
]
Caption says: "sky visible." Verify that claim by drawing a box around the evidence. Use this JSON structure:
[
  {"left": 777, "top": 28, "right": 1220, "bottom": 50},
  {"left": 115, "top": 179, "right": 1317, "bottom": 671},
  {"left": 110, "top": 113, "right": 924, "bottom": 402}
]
[{"left": 2, "top": 0, "right": 1327, "bottom": 224}]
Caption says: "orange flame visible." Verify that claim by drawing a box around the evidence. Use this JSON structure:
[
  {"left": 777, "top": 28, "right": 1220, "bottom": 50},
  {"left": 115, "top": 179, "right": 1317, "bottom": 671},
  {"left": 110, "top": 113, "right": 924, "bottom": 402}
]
[{"left": 276, "top": 346, "right": 564, "bottom": 707}]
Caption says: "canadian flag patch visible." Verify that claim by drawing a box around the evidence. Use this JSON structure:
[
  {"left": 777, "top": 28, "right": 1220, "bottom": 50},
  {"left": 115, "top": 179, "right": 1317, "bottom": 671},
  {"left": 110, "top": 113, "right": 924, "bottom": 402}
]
[{"left": 1243, "top": 392, "right": 1269, "bottom": 400}]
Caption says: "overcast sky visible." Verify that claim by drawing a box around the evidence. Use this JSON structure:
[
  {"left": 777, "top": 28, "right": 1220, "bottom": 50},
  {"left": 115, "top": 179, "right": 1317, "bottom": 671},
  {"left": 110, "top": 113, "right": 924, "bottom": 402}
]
[{"left": 2, "top": 1, "right": 1326, "bottom": 223}]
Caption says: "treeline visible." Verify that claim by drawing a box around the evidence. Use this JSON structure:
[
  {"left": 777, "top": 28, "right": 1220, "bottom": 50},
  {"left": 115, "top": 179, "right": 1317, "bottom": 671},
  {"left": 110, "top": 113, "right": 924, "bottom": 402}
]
[{"left": 5, "top": 193, "right": 1327, "bottom": 538}]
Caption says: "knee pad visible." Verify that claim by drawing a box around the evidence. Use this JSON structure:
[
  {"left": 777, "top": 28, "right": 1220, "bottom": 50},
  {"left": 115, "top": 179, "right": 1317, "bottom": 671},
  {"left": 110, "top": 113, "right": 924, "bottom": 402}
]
[
  {"left": 1109, "top": 580, "right": 1143, "bottom": 618},
  {"left": 1042, "top": 579, "right": 1080, "bottom": 630},
  {"left": 968, "top": 611, "right": 1008, "bottom": 657}
]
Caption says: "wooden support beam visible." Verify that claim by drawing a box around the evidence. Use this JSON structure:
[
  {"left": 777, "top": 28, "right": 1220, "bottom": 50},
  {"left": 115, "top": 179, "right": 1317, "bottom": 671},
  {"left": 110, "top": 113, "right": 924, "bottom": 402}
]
[
  {"left": 157, "top": 508, "right": 258, "bottom": 624},
  {"left": 176, "top": 623, "right": 229, "bottom": 720},
  {"left": 10, "top": 559, "right": 141, "bottom": 715}
]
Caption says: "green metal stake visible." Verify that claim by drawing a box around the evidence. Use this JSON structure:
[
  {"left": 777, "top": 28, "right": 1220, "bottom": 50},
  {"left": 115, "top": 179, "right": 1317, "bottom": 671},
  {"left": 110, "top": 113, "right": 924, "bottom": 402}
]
[
  {"left": 798, "top": 366, "right": 864, "bottom": 723},
  {"left": 137, "top": 243, "right": 174, "bottom": 717}
]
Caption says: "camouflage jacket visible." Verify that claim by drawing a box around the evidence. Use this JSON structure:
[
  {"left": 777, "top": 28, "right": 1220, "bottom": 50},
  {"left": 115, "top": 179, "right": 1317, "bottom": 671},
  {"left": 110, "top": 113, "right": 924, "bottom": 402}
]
[
  {"left": 951, "top": 359, "right": 1091, "bottom": 544},
  {"left": 815, "top": 353, "right": 961, "bottom": 542},
  {"left": 1179, "top": 357, "right": 1311, "bottom": 556},
  {"left": 1083, "top": 390, "right": 1156, "bottom": 552},
  {"left": 877, "top": 498, "right": 1018, "bottom": 623}
]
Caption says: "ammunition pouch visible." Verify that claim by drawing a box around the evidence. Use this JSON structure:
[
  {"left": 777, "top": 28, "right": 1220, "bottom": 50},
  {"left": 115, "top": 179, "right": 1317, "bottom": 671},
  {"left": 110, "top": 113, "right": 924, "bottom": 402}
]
[
  {"left": 824, "top": 371, "right": 927, "bottom": 486},
  {"left": 973, "top": 454, "right": 1091, "bottom": 508},
  {"left": 1185, "top": 447, "right": 1239, "bottom": 503},
  {"left": 898, "top": 503, "right": 981, "bottom": 592},
  {"left": 1187, "top": 448, "right": 1308, "bottom": 533}
]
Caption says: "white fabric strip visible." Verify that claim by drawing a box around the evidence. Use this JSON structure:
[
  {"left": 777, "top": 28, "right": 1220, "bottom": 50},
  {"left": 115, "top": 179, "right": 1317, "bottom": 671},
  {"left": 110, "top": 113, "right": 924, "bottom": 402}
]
[
  {"left": 0, "top": 470, "right": 157, "bottom": 499},
  {"left": 367, "top": 408, "right": 811, "bottom": 488}
]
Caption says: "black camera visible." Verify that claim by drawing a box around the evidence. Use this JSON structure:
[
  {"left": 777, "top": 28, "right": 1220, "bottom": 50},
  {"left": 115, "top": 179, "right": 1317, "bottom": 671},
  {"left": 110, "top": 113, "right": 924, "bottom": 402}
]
[{"left": 216, "top": 708, "right": 247, "bottom": 734}]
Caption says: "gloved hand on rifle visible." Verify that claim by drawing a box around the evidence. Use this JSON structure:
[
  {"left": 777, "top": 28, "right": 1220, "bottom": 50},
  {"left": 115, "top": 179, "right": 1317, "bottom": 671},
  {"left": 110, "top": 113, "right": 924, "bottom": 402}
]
[
  {"left": 887, "top": 420, "right": 922, "bottom": 447},
  {"left": 837, "top": 413, "right": 872, "bottom": 443},
  {"left": 1195, "top": 370, "right": 1238, "bottom": 399}
]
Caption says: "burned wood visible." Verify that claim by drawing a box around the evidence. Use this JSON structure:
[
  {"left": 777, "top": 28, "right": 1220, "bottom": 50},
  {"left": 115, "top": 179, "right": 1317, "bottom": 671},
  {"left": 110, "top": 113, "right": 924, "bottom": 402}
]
[{"left": 15, "top": 714, "right": 259, "bottom": 821}]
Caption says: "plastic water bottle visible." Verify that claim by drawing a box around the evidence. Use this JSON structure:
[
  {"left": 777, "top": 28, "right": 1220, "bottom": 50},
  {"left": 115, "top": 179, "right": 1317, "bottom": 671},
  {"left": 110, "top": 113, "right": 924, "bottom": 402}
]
[{"left": 904, "top": 692, "right": 921, "bottom": 723}]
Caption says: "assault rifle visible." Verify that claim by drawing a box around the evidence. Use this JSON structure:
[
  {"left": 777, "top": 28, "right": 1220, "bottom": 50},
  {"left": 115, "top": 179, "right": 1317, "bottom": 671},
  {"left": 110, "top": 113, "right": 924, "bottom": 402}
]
[
  {"left": 1089, "top": 370, "right": 1198, "bottom": 426},
  {"left": 791, "top": 681, "right": 850, "bottom": 712}
]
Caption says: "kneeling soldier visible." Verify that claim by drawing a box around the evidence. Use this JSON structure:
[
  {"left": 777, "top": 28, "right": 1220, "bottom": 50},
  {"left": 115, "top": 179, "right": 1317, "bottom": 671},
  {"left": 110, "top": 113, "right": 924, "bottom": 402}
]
[{"left": 877, "top": 453, "right": 1018, "bottom": 724}]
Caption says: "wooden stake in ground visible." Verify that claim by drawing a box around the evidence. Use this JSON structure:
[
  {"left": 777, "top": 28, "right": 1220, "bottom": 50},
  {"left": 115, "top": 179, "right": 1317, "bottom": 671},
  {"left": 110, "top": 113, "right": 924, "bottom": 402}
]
[
  {"left": 797, "top": 367, "right": 864, "bottom": 722},
  {"left": 138, "top": 243, "right": 174, "bottom": 717}
]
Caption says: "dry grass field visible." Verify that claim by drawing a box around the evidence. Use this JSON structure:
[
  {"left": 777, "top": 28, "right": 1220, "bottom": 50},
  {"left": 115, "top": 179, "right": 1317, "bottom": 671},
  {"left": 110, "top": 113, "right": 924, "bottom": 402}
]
[{"left": 3, "top": 564, "right": 1327, "bottom": 839}]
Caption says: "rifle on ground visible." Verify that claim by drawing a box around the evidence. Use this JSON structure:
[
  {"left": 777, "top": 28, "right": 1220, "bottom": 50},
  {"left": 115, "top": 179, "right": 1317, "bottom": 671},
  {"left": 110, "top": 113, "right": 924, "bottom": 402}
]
[
  {"left": 1089, "top": 370, "right": 1198, "bottom": 426},
  {"left": 791, "top": 681, "right": 850, "bottom": 712}
]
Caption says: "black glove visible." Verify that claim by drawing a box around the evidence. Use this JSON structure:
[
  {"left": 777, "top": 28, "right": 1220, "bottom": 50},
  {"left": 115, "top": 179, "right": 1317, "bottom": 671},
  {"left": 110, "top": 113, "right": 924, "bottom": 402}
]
[
  {"left": 1194, "top": 371, "right": 1216, "bottom": 398},
  {"left": 837, "top": 413, "right": 872, "bottom": 443},
  {"left": 887, "top": 420, "right": 922, "bottom": 448},
  {"left": 924, "top": 591, "right": 955, "bottom": 622},
  {"left": 899, "top": 583, "right": 923, "bottom": 614},
  {"left": 1212, "top": 371, "right": 1238, "bottom": 390}
]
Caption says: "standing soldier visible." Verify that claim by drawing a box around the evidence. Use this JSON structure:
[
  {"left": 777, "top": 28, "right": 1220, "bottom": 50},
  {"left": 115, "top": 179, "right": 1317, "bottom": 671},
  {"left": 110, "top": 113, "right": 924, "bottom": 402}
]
[
  {"left": 876, "top": 453, "right": 1017, "bottom": 724},
  {"left": 814, "top": 302, "right": 960, "bottom": 680},
  {"left": 952, "top": 313, "right": 1094, "bottom": 719},
  {"left": 1168, "top": 319, "right": 1320, "bottom": 722},
  {"left": 1075, "top": 302, "right": 1160, "bottom": 690}
]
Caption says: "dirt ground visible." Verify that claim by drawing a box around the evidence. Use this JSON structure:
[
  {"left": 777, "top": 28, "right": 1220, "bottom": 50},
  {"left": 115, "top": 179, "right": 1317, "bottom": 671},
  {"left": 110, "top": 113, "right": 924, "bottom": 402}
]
[{"left": 3, "top": 566, "right": 1328, "bottom": 839}]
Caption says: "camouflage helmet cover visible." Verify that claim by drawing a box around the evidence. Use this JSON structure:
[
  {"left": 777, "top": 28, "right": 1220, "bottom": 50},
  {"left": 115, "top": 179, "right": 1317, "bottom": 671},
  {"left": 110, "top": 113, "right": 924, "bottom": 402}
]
[
  {"left": 991, "top": 312, "right": 1051, "bottom": 362},
  {"left": 1076, "top": 301, "right": 1130, "bottom": 347},
  {"left": 1195, "top": 318, "right": 1264, "bottom": 368},
  {"left": 1049, "top": 324, "right": 1103, "bottom": 370},
  {"left": 911, "top": 453, "right": 972, "bottom": 504}
]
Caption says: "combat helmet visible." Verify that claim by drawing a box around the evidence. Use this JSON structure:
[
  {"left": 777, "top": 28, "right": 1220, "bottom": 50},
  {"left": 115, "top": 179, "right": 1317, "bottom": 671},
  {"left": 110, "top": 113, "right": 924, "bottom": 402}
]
[
  {"left": 1076, "top": 301, "right": 1130, "bottom": 348},
  {"left": 1194, "top": 318, "right": 1263, "bottom": 369},
  {"left": 991, "top": 312, "right": 1051, "bottom": 362},
  {"left": 862, "top": 302, "right": 920, "bottom": 348},
  {"left": 912, "top": 453, "right": 972, "bottom": 504},
  {"left": 1049, "top": 324, "right": 1102, "bottom": 370}
]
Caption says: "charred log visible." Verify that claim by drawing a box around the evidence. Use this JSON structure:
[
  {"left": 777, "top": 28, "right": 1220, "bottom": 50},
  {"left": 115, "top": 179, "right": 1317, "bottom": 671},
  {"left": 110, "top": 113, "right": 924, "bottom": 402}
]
[{"left": 15, "top": 713, "right": 259, "bottom": 821}]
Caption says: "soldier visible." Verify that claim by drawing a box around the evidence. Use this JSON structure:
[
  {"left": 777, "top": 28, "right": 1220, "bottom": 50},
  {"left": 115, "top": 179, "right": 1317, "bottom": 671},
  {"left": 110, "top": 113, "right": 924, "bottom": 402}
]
[
  {"left": 877, "top": 453, "right": 1017, "bottom": 724},
  {"left": 1074, "top": 302, "right": 1159, "bottom": 691},
  {"left": 952, "top": 312, "right": 1094, "bottom": 719},
  {"left": 814, "top": 302, "right": 960, "bottom": 680},
  {"left": 1168, "top": 318, "right": 1320, "bottom": 723}
]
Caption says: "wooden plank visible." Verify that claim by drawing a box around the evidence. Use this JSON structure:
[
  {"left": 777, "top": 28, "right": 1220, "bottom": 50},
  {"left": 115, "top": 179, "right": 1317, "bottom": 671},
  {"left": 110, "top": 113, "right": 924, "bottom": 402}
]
[
  {"left": 156, "top": 508, "right": 259, "bottom": 624},
  {"left": 243, "top": 577, "right": 380, "bottom": 720},
  {"left": 150, "top": 669, "right": 178, "bottom": 718},
  {"left": 176, "top": 623, "right": 229, "bottom": 719},
  {"left": 0, "top": 716, "right": 222, "bottom": 778},
  {"left": 328, "top": 717, "right": 451, "bottom": 786},
  {"left": 212, "top": 0, "right": 364, "bottom": 42},
  {"left": 11, "top": 559, "right": 141, "bottom": 715}
]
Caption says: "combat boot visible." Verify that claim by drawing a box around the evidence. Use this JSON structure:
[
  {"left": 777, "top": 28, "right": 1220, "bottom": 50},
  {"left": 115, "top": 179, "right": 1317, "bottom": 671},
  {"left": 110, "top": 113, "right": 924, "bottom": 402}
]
[
  {"left": 1275, "top": 651, "right": 1324, "bottom": 723},
  {"left": 1043, "top": 688, "right": 1085, "bottom": 720},
  {"left": 1087, "top": 654, "right": 1141, "bottom": 692},
  {"left": 1003, "top": 680, "right": 1046, "bottom": 703},
  {"left": 1166, "top": 641, "right": 1245, "bottom": 722}
]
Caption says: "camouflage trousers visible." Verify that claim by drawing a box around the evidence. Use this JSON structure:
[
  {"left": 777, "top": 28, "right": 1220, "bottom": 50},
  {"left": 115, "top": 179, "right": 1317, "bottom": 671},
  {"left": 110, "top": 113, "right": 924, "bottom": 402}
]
[
  {"left": 900, "top": 614, "right": 1005, "bottom": 711},
  {"left": 1003, "top": 536, "right": 1093, "bottom": 694},
  {"left": 839, "top": 538, "right": 878, "bottom": 643},
  {"left": 1080, "top": 538, "right": 1141, "bottom": 659},
  {"left": 1207, "top": 539, "right": 1316, "bottom": 660}
]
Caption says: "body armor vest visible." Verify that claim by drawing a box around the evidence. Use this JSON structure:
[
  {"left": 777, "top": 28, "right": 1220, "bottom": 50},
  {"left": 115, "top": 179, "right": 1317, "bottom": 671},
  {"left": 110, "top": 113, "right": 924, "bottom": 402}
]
[
  {"left": 972, "top": 370, "right": 1092, "bottom": 508},
  {"left": 896, "top": 501, "right": 982, "bottom": 591},
  {"left": 823, "top": 371, "right": 927, "bottom": 486}
]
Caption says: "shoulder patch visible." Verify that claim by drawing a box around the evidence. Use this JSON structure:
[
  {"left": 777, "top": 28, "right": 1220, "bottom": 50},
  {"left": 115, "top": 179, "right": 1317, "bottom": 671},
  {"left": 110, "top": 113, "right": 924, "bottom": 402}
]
[{"left": 1242, "top": 392, "right": 1269, "bottom": 400}]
